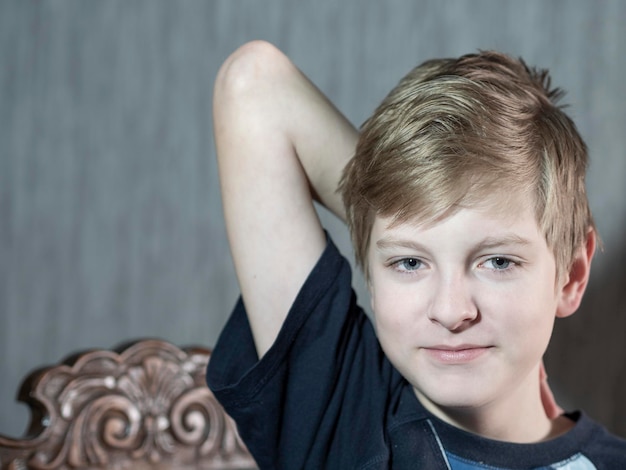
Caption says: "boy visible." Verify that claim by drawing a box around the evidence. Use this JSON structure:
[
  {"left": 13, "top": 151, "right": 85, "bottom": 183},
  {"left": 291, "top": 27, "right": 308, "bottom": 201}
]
[{"left": 207, "top": 41, "right": 626, "bottom": 468}]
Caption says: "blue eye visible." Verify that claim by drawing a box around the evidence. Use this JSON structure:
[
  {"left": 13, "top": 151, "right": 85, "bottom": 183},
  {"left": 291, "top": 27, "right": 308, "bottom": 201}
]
[
  {"left": 488, "top": 257, "right": 512, "bottom": 270},
  {"left": 398, "top": 258, "right": 422, "bottom": 271}
]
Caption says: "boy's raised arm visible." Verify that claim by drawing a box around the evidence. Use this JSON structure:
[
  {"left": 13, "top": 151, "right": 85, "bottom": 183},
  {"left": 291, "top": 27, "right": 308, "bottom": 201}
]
[{"left": 214, "top": 41, "right": 358, "bottom": 357}]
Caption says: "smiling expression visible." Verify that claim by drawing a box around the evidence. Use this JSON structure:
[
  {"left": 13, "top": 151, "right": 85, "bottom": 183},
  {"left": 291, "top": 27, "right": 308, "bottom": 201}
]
[{"left": 367, "top": 195, "right": 572, "bottom": 431}]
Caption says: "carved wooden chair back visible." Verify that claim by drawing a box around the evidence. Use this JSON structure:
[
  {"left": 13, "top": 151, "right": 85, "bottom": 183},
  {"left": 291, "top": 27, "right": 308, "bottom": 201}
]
[{"left": 0, "top": 339, "right": 257, "bottom": 470}]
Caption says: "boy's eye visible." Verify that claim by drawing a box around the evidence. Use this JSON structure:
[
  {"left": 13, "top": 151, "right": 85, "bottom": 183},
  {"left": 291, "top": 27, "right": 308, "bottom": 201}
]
[
  {"left": 395, "top": 258, "right": 422, "bottom": 271},
  {"left": 485, "top": 257, "right": 512, "bottom": 270}
]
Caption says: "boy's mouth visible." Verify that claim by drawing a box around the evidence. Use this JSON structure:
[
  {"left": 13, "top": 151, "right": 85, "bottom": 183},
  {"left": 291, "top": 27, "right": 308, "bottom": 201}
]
[{"left": 423, "top": 345, "right": 492, "bottom": 364}]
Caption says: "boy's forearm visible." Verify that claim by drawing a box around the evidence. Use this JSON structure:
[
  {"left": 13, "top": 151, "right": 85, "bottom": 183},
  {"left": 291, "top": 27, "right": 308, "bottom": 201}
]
[
  {"left": 262, "top": 49, "right": 358, "bottom": 222},
  {"left": 287, "top": 80, "right": 358, "bottom": 222}
]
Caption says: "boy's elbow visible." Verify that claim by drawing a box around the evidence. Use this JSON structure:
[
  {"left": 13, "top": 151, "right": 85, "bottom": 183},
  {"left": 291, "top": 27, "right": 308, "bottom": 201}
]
[{"left": 213, "top": 40, "right": 292, "bottom": 104}]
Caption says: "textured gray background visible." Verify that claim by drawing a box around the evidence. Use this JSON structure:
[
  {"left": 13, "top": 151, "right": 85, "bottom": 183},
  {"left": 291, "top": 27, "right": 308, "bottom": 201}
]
[{"left": 1, "top": 0, "right": 625, "bottom": 438}]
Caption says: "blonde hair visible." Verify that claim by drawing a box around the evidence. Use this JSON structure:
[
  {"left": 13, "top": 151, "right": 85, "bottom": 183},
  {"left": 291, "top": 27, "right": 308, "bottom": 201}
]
[{"left": 340, "top": 51, "right": 594, "bottom": 278}]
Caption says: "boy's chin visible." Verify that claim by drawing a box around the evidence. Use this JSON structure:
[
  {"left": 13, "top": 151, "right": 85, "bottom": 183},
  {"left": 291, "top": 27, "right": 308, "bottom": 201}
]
[{"left": 413, "top": 385, "right": 494, "bottom": 417}]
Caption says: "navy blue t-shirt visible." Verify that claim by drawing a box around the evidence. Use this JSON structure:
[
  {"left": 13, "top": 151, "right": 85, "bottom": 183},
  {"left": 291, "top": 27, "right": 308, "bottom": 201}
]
[{"left": 207, "top": 236, "right": 626, "bottom": 469}]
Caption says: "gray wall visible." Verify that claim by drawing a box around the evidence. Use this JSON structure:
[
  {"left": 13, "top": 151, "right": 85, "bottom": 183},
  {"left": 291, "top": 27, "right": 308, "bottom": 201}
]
[{"left": 1, "top": 0, "right": 625, "bottom": 438}]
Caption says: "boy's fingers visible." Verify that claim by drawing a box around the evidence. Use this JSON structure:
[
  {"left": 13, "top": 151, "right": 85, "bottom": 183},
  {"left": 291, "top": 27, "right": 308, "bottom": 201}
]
[{"left": 540, "top": 362, "right": 564, "bottom": 419}]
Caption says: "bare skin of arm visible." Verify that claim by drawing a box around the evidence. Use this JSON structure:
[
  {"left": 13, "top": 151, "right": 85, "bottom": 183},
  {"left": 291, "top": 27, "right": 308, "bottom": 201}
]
[{"left": 214, "top": 40, "right": 358, "bottom": 358}]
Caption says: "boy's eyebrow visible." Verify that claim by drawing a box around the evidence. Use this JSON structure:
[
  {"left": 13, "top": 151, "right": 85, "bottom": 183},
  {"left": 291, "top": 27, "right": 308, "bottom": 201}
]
[
  {"left": 473, "top": 234, "right": 533, "bottom": 250},
  {"left": 375, "top": 234, "right": 533, "bottom": 252},
  {"left": 375, "top": 238, "right": 427, "bottom": 252}
]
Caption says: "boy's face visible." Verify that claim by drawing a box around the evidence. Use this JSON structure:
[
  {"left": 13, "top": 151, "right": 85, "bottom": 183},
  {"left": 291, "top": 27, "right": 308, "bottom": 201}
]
[{"left": 367, "top": 193, "right": 570, "bottom": 422}]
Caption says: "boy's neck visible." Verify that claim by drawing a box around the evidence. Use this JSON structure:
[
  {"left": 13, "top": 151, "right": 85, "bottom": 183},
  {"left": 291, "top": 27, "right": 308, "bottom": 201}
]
[{"left": 414, "top": 371, "right": 574, "bottom": 443}]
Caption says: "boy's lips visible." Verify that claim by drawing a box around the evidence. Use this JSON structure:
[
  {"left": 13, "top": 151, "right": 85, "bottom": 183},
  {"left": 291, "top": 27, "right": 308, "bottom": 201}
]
[{"left": 423, "top": 345, "right": 492, "bottom": 364}]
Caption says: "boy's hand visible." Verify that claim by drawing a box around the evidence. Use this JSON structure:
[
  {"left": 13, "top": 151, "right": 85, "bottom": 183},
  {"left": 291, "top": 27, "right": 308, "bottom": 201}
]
[{"left": 540, "top": 362, "right": 564, "bottom": 419}]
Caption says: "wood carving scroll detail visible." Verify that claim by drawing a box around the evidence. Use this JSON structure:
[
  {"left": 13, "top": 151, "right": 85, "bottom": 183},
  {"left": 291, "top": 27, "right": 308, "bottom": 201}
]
[{"left": 0, "top": 339, "right": 257, "bottom": 469}]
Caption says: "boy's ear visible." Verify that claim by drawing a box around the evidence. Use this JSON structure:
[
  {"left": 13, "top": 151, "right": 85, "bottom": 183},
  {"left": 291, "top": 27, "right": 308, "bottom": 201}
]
[{"left": 556, "top": 229, "right": 597, "bottom": 318}]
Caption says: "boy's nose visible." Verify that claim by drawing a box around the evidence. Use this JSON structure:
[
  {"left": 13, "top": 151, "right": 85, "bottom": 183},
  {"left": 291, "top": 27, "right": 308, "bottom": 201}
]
[{"left": 427, "top": 275, "right": 478, "bottom": 331}]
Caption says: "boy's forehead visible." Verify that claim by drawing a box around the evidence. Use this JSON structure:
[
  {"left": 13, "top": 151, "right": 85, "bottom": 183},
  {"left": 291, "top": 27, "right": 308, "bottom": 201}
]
[
  {"left": 368, "top": 190, "right": 546, "bottom": 253},
  {"left": 384, "top": 190, "right": 537, "bottom": 232}
]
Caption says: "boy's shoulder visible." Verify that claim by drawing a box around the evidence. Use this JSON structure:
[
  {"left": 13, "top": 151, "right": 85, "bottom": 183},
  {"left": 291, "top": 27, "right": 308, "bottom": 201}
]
[
  {"left": 576, "top": 412, "right": 626, "bottom": 466},
  {"left": 423, "top": 409, "right": 626, "bottom": 469}
]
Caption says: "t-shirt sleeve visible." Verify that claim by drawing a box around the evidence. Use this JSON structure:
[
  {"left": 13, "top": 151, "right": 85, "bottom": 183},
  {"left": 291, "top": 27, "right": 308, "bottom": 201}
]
[{"left": 206, "top": 236, "right": 398, "bottom": 469}]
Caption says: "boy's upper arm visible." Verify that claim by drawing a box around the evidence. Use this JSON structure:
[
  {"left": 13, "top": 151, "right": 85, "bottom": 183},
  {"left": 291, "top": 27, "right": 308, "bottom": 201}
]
[{"left": 214, "top": 41, "right": 357, "bottom": 357}]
